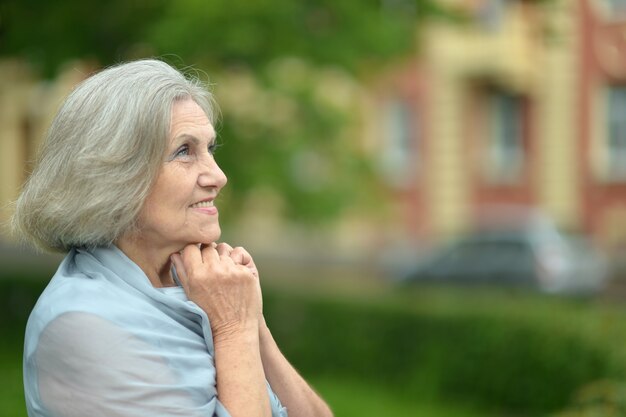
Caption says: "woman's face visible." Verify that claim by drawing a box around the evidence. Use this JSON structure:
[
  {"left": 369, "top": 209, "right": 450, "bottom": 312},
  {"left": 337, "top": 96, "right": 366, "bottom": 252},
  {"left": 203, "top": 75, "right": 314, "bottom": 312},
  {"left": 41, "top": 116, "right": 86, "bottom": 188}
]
[{"left": 136, "top": 99, "right": 227, "bottom": 252}]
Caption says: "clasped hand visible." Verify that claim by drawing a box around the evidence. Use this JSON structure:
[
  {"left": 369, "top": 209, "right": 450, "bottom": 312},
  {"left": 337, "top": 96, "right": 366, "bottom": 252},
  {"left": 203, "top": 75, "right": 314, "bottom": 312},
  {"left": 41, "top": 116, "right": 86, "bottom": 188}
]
[{"left": 171, "top": 243, "right": 263, "bottom": 340}]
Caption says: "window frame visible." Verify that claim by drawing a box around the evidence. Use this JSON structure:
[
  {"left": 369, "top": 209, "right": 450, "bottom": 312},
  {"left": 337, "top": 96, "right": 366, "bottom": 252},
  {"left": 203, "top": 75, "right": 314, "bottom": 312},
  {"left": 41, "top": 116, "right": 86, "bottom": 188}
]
[
  {"left": 482, "top": 89, "right": 527, "bottom": 185},
  {"left": 379, "top": 96, "right": 417, "bottom": 188}
]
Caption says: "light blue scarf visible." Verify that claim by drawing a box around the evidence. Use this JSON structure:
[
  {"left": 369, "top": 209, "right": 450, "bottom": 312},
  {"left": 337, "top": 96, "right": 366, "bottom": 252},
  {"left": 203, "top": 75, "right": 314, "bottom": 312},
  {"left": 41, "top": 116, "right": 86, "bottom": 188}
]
[{"left": 24, "top": 246, "right": 287, "bottom": 417}]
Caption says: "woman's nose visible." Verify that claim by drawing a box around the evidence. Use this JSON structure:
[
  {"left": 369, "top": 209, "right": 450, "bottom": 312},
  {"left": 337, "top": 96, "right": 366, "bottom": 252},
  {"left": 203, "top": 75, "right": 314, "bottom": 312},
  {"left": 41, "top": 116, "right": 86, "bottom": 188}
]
[{"left": 198, "top": 157, "right": 227, "bottom": 189}]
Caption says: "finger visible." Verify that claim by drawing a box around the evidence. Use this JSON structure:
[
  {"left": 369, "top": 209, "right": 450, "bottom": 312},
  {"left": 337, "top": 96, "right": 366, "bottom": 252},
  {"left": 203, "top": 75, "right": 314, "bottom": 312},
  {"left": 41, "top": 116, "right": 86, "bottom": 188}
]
[
  {"left": 230, "top": 246, "right": 251, "bottom": 266},
  {"left": 215, "top": 243, "right": 236, "bottom": 265},
  {"left": 177, "top": 245, "right": 201, "bottom": 285},
  {"left": 181, "top": 243, "right": 202, "bottom": 261},
  {"left": 200, "top": 243, "right": 220, "bottom": 264},
  {"left": 215, "top": 242, "right": 234, "bottom": 257},
  {"left": 234, "top": 263, "right": 255, "bottom": 278},
  {"left": 180, "top": 243, "right": 204, "bottom": 274},
  {"left": 230, "top": 247, "right": 259, "bottom": 278}
]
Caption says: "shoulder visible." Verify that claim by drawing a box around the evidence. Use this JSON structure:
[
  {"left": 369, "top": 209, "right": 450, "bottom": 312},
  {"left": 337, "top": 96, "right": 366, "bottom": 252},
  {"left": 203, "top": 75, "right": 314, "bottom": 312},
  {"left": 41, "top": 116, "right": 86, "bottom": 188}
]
[
  {"left": 25, "top": 259, "right": 156, "bottom": 349},
  {"left": 37, "top": 311, "right": 164, "bottom": 370},
  {"left": 30, "top": 267, "right": 124, "bottom": 323},
  {"left": 30, "top": 311, "right": 207, "bottom": 416}
]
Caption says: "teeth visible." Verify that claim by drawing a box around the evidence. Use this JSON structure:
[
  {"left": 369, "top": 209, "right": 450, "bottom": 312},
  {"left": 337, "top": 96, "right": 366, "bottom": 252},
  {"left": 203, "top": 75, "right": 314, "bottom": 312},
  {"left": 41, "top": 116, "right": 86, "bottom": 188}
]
[{"left": 191, "top": 200, "right": 214, "bottom": 208}]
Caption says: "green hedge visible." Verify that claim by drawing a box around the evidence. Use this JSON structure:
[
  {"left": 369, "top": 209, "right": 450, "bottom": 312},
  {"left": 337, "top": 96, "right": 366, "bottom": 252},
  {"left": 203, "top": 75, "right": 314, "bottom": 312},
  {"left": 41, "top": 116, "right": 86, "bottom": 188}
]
[
  {"left": 0, "top": 276, "right": 622, "bottom": 415},
  {"left": 0, "top": 279, "right": 46, "bottom": 340},
  {"left": 263, "top": 289, "right": 619, "bottom": 415}
]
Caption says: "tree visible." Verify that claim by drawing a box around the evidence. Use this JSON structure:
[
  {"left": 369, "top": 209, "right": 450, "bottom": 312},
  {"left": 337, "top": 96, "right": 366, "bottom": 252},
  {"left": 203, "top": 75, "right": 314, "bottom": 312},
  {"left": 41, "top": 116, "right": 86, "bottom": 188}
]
[
  {"left": 0, "top": 0, "right": 451, "bottom": 75},
  {"left": 0, "top": 0, "right": 452, "bottom": 225}
]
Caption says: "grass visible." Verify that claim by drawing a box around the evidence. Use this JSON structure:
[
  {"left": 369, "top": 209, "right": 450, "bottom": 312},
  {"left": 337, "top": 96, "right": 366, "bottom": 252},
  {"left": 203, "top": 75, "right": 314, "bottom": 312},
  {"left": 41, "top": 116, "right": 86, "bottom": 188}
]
[
  {"left": 5, "top": 274, "right": 626, "bottom": 417},
  {"left": 0, "top": 342, "right": 27, "bottom": 417},
  {"left": 0, "top": 345, "right": 487, "bottom": 417},
  {"left": 310, "top": 375, "right": 489, "bottom": 417}
]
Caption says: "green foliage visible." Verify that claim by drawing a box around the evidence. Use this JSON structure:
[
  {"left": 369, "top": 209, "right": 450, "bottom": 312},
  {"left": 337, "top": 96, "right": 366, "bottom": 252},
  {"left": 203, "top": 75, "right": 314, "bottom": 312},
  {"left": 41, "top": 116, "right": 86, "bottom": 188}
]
[
  {"left": 148, "top": 0, "right": 418, "bottom": 73},
  {"left": 263, "top": 289, "right": 619, "bottom": 415},
  {"left": 1, "top": 275, "right": 625, "bottom": 416},
  {"left": 0, "top": 0, "right": 167, "bottom": 77},
  {"left": 2, "top": 0, "right": 455, "bottom": 224},
  {"left": 0, "top": 0, "right": 454, "bottom": 76},
  {"left": 311, "top": 375, "right": 489, "bottom": 417},
  {"left": 554, "top": 380, "right": 626, "bottom": 417},
  {"left": 210, "top": 58, "right": 377, "bottom": 224},
  {"left": 0, "top": 350, "right": 25, "bottom": 417}
]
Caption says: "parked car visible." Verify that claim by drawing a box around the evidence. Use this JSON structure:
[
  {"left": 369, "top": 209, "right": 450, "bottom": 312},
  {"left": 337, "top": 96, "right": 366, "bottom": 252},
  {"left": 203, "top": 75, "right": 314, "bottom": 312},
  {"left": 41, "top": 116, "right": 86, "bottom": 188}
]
[{"left": 400, "top": 211, "right": 609, "bottom": 295}]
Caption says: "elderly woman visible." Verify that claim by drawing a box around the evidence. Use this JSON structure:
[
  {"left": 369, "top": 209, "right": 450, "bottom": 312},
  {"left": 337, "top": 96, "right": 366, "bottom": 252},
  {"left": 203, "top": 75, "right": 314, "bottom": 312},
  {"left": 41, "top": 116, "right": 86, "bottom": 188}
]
[{"left": 13, "top": 59, "right": 333, "bottom": 417}]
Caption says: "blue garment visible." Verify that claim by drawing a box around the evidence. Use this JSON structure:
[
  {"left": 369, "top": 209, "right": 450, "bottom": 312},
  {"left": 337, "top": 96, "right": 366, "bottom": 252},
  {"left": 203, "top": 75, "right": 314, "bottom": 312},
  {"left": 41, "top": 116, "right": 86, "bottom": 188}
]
[{"left": 24, "top": 246, "right": 287, "bottom": 417}]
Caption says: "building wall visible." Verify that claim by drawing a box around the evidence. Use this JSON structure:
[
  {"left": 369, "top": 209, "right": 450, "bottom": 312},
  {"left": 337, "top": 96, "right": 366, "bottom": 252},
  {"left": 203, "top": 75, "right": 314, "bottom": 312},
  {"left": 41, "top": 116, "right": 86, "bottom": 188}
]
[
  {"left": 579, "top": 0, "right": 626, "bottom": 250},
  {"left": 534, "top": 0, "right": 581, "bottom": 230},
  {"left": 5, "top": 0, "right": 626, "bottom": 253},
  {"left": 0, "top": 61, "right": 90, "bottom": 239},
  {"left": 371, "top": 59, "right": 434, "bottom": 241},
  {"left": 0, "top": 60, "right": 34, "bottom": 228},
  {"left": 372, "top": 0, "right": 621, "bottom": 247},
  {"left": 422, "top": 0, "right": 548, "bottom": 239}
]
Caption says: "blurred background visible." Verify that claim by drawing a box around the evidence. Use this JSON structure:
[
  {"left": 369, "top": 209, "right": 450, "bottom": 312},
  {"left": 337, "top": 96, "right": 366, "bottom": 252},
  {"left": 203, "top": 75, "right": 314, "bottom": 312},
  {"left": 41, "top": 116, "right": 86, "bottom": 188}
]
[{"left": 3, "top": 0, "right": 626, "bottom": 416}]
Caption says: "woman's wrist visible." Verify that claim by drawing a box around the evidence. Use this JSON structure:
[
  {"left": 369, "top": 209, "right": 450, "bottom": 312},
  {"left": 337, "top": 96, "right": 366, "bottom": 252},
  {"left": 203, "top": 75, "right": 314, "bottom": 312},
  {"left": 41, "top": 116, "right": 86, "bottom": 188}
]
[
  {"left": 213, "top": 319, "right": 260, "bottom": 347},
  {"left": 258, "top": 315, "right": 273, "bottom": 342}
]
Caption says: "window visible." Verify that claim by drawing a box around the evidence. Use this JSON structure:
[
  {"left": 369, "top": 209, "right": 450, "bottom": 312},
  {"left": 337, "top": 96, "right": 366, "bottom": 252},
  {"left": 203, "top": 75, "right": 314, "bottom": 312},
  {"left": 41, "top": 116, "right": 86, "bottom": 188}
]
[
  {"left": 476, "top": 0, "right": 508, "bottom": 31},
  {"left": 605, "top": 0, "right": 626, "bottom": 14},
  {"left": 380, "top": 98, "right": 415, "bottom": 187},
  {"left": 485, "top": 91, "right": 525, "bottom": 183},
  {"left": 606, "top": 86, "right": 626, "bottom": 179}
]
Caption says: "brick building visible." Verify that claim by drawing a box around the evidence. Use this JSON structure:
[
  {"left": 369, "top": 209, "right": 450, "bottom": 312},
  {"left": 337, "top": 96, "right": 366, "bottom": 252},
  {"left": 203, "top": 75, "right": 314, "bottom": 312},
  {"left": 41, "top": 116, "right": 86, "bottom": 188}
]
[{"left": 370, "top": 0, "right": 626, "bottom": 251}]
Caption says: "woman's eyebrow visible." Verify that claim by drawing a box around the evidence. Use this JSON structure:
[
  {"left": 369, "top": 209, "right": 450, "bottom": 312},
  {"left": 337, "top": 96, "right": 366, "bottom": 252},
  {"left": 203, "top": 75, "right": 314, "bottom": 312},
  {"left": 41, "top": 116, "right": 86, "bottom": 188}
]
[{"left": 173, "top": 133, "right": 216, "bottom": 145}]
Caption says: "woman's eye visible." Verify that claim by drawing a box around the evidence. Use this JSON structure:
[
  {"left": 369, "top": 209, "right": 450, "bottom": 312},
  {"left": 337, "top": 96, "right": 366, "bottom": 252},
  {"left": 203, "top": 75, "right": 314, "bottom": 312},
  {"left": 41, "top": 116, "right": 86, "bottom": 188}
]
[
  {"left": 208, "top": 142, "right": 221, "bottom": 155},
  {"left": 174, "top": 145, "right": 190, "bottom": 158}
]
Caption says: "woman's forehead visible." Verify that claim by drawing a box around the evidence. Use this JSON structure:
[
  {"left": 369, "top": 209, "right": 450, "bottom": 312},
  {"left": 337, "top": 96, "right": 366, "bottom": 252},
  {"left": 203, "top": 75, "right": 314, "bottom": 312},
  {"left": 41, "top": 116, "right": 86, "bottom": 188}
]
[{"left": 169, "top": 100, "right": 215, "bottom": 139}]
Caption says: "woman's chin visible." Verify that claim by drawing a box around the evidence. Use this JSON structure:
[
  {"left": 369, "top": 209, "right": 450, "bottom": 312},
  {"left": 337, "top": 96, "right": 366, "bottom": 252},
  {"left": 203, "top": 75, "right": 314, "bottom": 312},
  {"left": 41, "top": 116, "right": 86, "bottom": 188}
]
[{"left": 195, "top": 231, "right": 221, "bottom": 245}]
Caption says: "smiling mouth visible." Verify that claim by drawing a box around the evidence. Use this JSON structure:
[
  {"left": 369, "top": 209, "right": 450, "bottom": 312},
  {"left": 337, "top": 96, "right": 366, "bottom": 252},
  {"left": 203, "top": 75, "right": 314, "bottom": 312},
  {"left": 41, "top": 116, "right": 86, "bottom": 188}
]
[{"left": 190, "top": 200, "right": 214, "bottom": 208}]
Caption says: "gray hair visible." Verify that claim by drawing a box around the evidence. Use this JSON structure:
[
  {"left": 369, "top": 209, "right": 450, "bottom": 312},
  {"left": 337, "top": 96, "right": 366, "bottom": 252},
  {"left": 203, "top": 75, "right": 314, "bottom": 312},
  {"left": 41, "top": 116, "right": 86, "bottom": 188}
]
[{"left": 12, "top": 59, "right": 217, "bottom": 252}]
